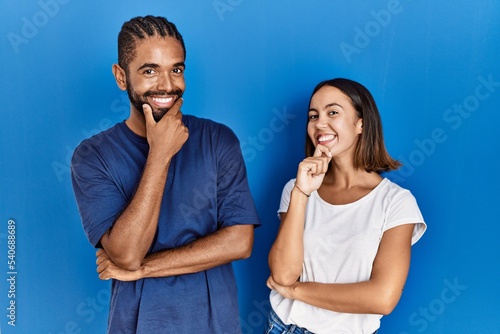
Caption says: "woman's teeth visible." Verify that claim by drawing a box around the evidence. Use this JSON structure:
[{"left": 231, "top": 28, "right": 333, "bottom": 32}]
[{"left": 318, "top": 134, "right": 335, "bottom": 142}]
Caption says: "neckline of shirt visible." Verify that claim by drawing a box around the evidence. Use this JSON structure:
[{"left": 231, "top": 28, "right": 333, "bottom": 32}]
[{"left": 311, "top": 178, "right": 389, "bottom": 208}]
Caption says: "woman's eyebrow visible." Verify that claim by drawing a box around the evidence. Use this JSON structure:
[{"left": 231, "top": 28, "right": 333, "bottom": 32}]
[{"left": 309, "top": 102, "right": 344, "bottom": 112}]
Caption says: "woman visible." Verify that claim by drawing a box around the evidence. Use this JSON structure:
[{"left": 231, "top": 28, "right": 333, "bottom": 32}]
[{"left": 266, "top": 78, "right": 426, "bottom": 334}]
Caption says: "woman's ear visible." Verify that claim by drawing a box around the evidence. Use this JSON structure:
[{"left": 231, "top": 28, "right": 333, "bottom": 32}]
[
  {"left": 357, "top": 118, "right": 363, "bottom": 134},
  {"left": 112, "top": 64, "right": 127, "bottom": 91}
]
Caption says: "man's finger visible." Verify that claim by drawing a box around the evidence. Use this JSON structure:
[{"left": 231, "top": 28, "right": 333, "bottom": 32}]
[
  {"left": 266, "top": 277, "right": 273, "bottom": 289},
  {"left": 96, "top": 261, "right": 105, "bottom": 274},
  {"left": 99, "top": 272, "right": 110, "bottom": 281},
  {"left": 169, "top": 97, "right": 184, "bottom": 117},
  {"left": 143, "top": 104, "right": 155, "bottom": 125}
]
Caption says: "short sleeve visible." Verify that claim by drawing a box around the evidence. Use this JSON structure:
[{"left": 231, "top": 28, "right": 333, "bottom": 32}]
[
  {"left": 277, "top": 179, "right": 296, "bottom": 216},
  {"left": 216, "top": 126, "right": 260, "bottom": 228},
  {"left": 71, "top": 141, "right": 127, "bottom": 247},
  {"left": 383, "top": 188, "right": 426, "bottom": 245}
]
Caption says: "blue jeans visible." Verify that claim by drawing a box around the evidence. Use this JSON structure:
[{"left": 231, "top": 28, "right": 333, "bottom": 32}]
[
  {"left": 264, "top": 308, "right": 379, "bottom": 334},
  {"left": 264, "top": 309, "right": 314, "bottom": 334}
]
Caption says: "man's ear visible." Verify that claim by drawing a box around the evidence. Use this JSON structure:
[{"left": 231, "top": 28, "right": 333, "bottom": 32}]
[{"left": 112, "top": 64, "right": 127, "bottom": 91}]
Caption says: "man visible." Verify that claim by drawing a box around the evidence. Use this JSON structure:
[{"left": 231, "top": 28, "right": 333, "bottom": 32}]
[{"left": 71, "top": 15, "right": 260, "bottom": 333}]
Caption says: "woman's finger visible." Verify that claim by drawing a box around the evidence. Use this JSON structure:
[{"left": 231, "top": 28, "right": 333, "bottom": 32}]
[{"left": 313, "top": 144, "right": 332, "bottom": 158}]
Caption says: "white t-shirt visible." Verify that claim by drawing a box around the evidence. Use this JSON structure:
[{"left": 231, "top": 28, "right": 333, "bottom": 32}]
[{"left": 270, "top": 178, "right": 426, "bottom": 334}]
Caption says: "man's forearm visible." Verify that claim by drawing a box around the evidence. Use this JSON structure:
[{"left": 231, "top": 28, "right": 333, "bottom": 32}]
[
  {"left": 100, "top": 156, "right": 171, "bottom": 270},
  {"left": 100, "top": 100, "right": 188, "bottom": 271},
  {"left": 139, "top": 224, "right": 254, "bottom": 278}
]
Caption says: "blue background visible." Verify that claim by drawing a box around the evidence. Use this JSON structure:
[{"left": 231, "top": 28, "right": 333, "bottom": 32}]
[{"left": 1, "top": 0, "right": 499, "bottom": 333}]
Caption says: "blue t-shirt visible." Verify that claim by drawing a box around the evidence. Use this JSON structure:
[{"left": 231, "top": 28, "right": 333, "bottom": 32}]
[{"left": 71, "top": 115, "right": 260, "bottom": 333}]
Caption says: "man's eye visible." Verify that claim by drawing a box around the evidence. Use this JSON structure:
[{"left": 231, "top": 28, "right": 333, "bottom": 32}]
[
  {"left": 144, "top": 69, "right": 155, "bottom": 75},
  {"left": 173, "top": 68, "right": 184, "bottom": 74}
]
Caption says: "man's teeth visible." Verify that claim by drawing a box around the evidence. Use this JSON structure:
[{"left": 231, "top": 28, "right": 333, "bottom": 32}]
[
  {"left": 318, "top": 135, "right": 335, "bottom": 142},
  {"left": 152, "top": 97, "right": 172, "bottom": 103}
]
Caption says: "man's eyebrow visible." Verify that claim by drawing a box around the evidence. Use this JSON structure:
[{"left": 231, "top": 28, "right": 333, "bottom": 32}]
[
  {"left": 137, "top": 62, "right": 186, "bottom": 71},
  {"left": 137, "top": 63, "right": 160, "bottom": 71}
]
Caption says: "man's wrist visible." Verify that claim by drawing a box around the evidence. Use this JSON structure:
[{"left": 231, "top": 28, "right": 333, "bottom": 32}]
[{"left": 137, "top": 262, "right": 149, "bottom": 279}]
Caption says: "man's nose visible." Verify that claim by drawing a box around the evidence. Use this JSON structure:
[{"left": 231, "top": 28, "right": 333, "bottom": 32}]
[{"left": 157, "top": 72, "right": 173, "bottom": 92}]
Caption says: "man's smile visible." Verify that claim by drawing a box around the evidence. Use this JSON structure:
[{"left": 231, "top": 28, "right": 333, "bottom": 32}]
[{"left": 149, "top": 95, "right": 175, "bottom": 108}]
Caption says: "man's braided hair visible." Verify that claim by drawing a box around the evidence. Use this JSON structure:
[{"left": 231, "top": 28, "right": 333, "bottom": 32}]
[{"left": 118, "top": 15, "right": 186, "bottom": 71}]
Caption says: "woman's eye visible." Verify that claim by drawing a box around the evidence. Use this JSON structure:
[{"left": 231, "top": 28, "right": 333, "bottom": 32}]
[
  {"left": 308, "top": 114, "right": 318, "bottom": 120},
  {"left": 328, "top": 110, "right": 338, "bottom": 116}
]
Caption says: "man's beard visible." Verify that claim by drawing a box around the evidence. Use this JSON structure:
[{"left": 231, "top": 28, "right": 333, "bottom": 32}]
[{"left": 126, "top": 84, "right": 183, "bottom": 122}]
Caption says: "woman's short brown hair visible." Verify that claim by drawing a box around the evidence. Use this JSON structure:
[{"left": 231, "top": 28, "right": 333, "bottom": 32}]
[{"left": 305, "top": 78, "right": 401, "bottom": 173}]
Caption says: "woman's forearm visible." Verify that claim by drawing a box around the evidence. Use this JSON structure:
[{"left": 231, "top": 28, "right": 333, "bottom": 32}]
[{"left": 268, "top": 186, "right": 309, "bottom": 286}]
